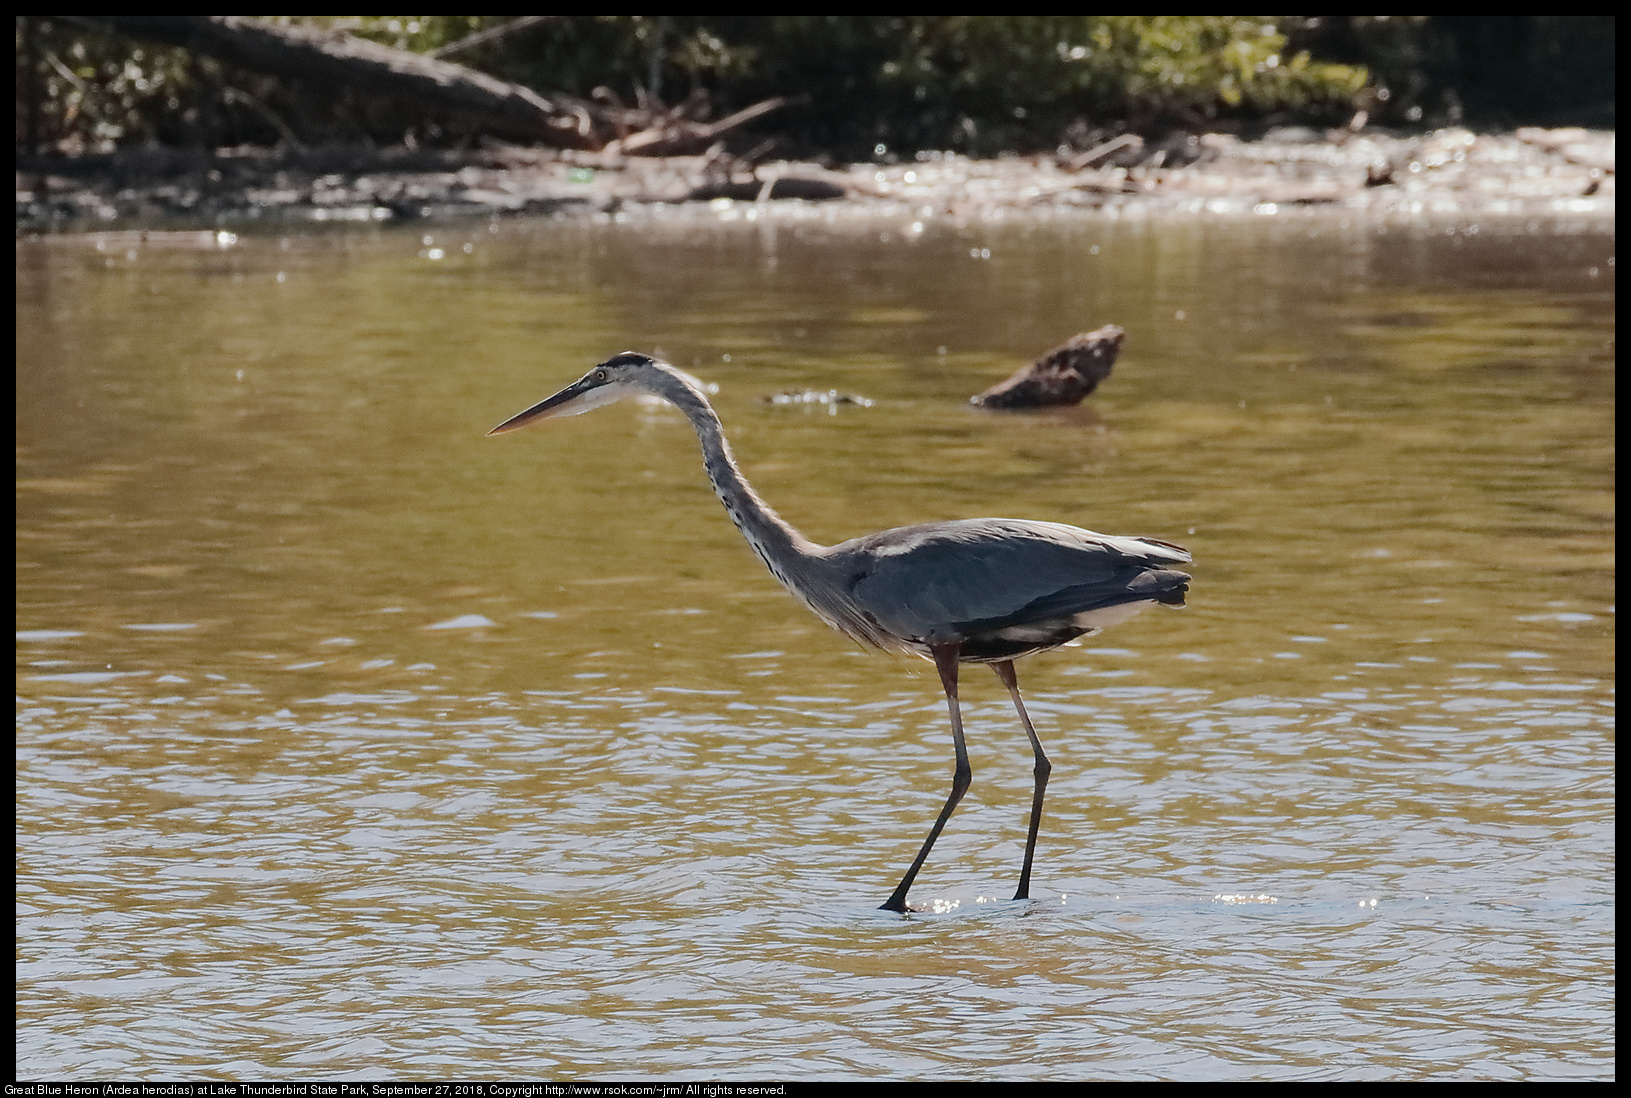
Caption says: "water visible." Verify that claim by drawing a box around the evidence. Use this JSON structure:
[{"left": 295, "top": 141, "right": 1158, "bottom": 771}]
[{"left": 16, "top": 208, "right": 1614, "bottom": 1079}]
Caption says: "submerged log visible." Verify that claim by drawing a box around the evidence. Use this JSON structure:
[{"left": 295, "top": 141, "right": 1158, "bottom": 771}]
[{"left": 970, "top": 325, "right": 1125, "bottom": 409}]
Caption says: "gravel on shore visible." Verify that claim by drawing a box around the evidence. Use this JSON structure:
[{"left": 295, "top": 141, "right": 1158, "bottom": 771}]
[{"left": 16, "top": 126, "right": 1613, "bottom": 230}]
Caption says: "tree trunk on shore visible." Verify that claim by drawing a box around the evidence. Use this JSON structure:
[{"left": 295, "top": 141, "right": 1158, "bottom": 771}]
[{"left": 64, "top": 15, "right": 601, "bottom": 148}]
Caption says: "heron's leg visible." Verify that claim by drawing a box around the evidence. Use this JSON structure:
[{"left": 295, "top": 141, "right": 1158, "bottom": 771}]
[
  {"left": 993, "top": 660, "right": 1050, "bottom": 901},
  {"left": 880, "top": 643, "right": 970, "bottom": 913}
]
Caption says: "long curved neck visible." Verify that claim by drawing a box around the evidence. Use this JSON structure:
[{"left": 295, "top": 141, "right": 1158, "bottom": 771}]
[{"left": 643, "top": 367, "right": 827, "bottom": 582}]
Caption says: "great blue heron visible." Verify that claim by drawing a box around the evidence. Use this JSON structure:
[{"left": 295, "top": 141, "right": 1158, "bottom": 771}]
[{"left": 490, "top": 352, "right": 1192, "bottom": 914}]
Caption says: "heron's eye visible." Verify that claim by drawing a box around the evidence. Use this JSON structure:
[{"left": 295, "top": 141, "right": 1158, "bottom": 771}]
[{"left": 595, "top": 369, "right": 607, "bottom": 382}]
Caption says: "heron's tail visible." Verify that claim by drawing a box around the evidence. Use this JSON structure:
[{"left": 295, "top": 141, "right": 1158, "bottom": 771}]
[{"left": 1147, "top": 570, "right": 1191, "bottom": 607}]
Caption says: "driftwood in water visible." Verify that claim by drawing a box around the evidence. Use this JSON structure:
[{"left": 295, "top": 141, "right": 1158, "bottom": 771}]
[{"left": 970, "top": 325, "right": 1125, "bottom": 408}]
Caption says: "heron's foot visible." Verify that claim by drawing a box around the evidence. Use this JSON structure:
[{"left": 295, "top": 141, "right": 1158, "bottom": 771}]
[{"left": 880, "top": 897, "right": 937, "bottom": 914}]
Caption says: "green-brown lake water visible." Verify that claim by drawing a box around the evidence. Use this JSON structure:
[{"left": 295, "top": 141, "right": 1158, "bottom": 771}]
[{"left": 16, "top": 207, "right": 1614, "bottom": 1079}]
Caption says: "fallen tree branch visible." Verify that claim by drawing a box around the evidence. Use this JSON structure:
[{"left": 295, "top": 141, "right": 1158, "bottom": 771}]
[
  {"left": 611, "top": 96, "right": 790, "bottom": 157},
  {"left": 65, "top": 15, "right": 600, "bottom": 148}
]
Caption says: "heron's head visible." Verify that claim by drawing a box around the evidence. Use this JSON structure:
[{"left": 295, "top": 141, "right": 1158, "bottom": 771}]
[{"left": 488, "top": 351, "right": 678, "bottom": 435}]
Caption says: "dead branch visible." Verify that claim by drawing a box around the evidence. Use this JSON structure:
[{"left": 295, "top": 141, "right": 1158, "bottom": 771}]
[
  {"left": 65, "top": 15, "right": 600, "bottom": 148},
  {"left": 611, "top": 96, "right": 790, "bottom": 157}
]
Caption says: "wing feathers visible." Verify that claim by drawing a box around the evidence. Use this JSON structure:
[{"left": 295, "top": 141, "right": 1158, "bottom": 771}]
[{"left": 829, "top": 519, "right": 1191, "bottom": 644}]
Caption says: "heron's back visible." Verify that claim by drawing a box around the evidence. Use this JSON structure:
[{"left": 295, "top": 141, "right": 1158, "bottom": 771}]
[{"left": 810, "top": 519, "right": 1191, "bottom": 661}]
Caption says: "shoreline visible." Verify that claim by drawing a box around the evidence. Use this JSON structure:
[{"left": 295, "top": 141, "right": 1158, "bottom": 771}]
[{"left": 16, "top": 126, "right": 1614, "bottom": 231}]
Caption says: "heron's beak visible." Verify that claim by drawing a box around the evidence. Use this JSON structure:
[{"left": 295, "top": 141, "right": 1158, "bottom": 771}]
[{"left": 487, "top": 377, "right": 596, "bottom": 435}]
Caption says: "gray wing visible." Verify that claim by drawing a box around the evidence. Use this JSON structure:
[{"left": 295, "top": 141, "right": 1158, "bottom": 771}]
[{"left": 825, "top": 518, "right": 1190, "bottom": 645}]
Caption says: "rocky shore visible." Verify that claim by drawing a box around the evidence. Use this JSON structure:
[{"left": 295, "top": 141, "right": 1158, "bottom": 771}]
[{"left": 16, "top": 126, "right": 1613, "bottom": 230}]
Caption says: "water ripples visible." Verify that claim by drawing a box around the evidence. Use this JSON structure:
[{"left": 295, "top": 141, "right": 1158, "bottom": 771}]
[
  {"left": 17, "top": 215, "right": 1612, "bottom": 1077},
  {"left": 17, "top": 661, "right": 1612, "bottom": 1078}
]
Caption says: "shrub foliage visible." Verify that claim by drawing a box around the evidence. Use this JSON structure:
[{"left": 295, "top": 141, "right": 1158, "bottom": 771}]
[{"left": 15, "top": 16, "right": 1612, "bottom": 157}]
